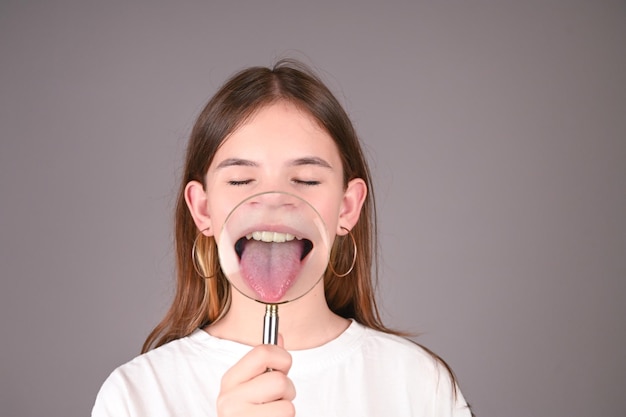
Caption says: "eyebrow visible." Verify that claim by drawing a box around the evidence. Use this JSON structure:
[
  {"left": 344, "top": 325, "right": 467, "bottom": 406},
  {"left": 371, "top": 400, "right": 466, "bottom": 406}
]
[
  {"left": 215, "top": 158, "right": 259, "bottom": 169},
  {"left": 215, "top": 156, "right": 333, "bottom": 169},
  {"left": 290, "top": 156, "right": 333, "bottom": 169}
]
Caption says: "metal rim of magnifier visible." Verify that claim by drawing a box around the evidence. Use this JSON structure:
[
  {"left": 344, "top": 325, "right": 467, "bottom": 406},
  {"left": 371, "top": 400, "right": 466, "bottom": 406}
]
[{"left": 217, "top": 191, "right": 332, "bottom": 305}]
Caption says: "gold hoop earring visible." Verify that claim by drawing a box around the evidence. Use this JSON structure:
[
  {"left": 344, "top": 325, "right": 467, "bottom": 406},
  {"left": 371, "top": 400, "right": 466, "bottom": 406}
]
[
  {"left": 328, "top": 227, "right": 357, "bottom": 277},
  {"left": 192, "top": 228, "right": 215, "bottom": 279}
]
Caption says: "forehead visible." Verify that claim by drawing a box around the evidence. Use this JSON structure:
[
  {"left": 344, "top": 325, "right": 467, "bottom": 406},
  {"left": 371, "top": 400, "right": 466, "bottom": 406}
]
[{"left": 212, "top": 102, "right": 340, "bottom": 164}]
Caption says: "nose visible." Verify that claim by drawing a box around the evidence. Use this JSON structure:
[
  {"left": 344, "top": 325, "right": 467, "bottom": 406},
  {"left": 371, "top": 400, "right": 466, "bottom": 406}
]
[{"left": 248, "top": 191, "right": 300, "bottom": 209}]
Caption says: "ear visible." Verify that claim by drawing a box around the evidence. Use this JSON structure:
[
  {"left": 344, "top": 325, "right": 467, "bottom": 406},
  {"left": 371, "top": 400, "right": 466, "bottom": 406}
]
[
  {"left": 337, "top": 178, "right": 367, "bottom": 235},
  {"left": 184, "top": 180, "right": 213, "bottom": 236}
]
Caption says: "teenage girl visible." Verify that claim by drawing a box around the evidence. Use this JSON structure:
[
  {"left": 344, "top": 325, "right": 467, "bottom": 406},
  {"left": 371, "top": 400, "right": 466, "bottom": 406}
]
[{"left": 92, "top": 60, "right": 472, "bottom": 417}]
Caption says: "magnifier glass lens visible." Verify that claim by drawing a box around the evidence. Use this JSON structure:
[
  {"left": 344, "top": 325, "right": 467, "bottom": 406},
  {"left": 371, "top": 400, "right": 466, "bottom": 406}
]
[{"left": 217, "top": 192, "right": 330, "bottom": 304}]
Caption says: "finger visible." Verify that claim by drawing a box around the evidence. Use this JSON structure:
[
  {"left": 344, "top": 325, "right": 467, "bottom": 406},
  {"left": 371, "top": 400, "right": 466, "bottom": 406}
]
[
  {"left": 216, "top": 371, "right": 296, "bottom": 417},
  {"left": 220, "top": 369, "right": 296, "bottom": 405},
  {"left": 255, "top": 400, "right": 296, "bottom": 417},
  {"left": 221, "top": 344, "right": 292, "bottom": 391},
  {"left": 218, "top": 398, "right": 295, "bottom": 417}
]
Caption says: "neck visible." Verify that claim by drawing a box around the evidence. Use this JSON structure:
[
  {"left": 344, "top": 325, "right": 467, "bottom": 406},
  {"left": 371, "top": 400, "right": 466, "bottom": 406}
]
[{"left": 205, "top": 282, "right": 350, "bottom": 350}]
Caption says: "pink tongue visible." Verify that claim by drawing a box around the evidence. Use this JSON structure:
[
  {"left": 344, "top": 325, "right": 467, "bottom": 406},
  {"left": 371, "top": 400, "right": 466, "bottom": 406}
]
[{"left": 240, "top": 240, "right": 303, "bottom": 302}]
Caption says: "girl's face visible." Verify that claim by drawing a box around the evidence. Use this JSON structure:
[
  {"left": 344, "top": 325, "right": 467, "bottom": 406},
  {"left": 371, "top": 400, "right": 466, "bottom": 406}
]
[{"left": 186, "top": 101, "right": 366, "bottom": 248}]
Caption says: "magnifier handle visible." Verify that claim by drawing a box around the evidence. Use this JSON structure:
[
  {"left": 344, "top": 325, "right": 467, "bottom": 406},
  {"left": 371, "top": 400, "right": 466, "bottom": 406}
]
[{"left": 263, "top": 304, "right": 279, "bottom": 345}]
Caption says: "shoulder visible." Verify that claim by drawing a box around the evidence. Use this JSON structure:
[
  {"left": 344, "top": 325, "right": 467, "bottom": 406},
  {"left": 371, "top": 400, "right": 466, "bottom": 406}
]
[
  {"left": 110, "top": 330, "right": 205, "bottom": 376},
  {"left": 354, "top": 323, "right": 473, "bottom": 415},
  {"left": 97, "top": 329, "right": 236, "bottom": 385},
  {"left": 92, "top": 330, "right": 233, "bottom": 416},
  {"left": 93, "top": 334, "right": 196, "bottom": 399},
  {"left": 358, "top": 324, "right": 442, "bottom": 370}
]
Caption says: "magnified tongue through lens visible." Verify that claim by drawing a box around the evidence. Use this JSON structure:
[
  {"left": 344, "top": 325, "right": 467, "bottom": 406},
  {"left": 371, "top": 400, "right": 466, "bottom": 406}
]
[
  {"left": 235, "top": 232, "right": 314, "bottom": 303},
  {"left": 217, "top": 192, "right": 331, "bottom": 345}
]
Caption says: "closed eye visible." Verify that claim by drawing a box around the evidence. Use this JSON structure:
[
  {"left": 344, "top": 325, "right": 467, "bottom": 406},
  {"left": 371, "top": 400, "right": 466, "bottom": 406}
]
[
  {"left": 292, "top": 179, "right": 321, "bottom": 186},
  {"left": 228, "top": 179, "right": 254, "bottom": 186}
]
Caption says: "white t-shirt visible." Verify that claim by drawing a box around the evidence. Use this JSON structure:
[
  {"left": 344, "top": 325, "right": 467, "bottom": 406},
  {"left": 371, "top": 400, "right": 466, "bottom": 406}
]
[{"left": 92, "top": 321, "right": 471, "bottom": 416}]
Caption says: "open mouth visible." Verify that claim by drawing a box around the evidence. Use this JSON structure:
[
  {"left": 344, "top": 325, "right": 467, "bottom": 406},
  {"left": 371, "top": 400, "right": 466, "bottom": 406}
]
[{"left": 234, "top": 231, "right": 313, "bottom": 302}]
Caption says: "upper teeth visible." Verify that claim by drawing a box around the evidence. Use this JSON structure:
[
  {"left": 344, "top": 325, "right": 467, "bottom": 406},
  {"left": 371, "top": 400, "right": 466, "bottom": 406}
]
[{"left": 246, "top": 231, "right": 297, "bottom": 243}]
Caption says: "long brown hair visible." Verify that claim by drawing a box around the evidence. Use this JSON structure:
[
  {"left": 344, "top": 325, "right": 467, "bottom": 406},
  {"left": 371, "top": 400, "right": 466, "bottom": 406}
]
[
  {"left": 142, "top": 59, "right": 389, "bottom": 353},
  {"left": 140, "top": 60, "right": 470, "bottom": 410}
]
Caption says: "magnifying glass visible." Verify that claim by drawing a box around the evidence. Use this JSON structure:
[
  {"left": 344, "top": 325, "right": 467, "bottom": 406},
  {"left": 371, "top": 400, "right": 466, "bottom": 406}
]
[{"left": 216, "top": 191, "right": 331, "bottom": 345}]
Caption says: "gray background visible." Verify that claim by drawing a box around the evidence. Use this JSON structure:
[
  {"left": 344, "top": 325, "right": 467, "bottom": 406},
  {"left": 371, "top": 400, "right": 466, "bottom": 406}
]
[{"left": 1, "top": 1, "right": 625, "bottom": 416}]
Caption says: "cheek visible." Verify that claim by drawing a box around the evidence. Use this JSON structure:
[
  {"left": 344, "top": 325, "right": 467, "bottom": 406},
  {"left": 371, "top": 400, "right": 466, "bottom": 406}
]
[
  {"left": 311, "top": 197, "right": 342, "bottom": 236},
  {"left": 204, "top": 178, "right": 241, "bottom": 228},
  {"left": 206, "top": 197, "right": 236, "bottom": 237}
]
